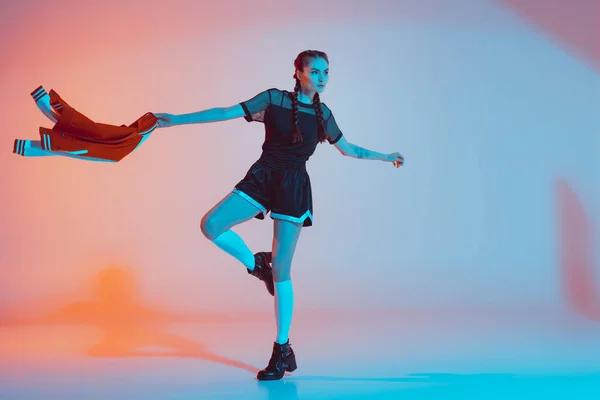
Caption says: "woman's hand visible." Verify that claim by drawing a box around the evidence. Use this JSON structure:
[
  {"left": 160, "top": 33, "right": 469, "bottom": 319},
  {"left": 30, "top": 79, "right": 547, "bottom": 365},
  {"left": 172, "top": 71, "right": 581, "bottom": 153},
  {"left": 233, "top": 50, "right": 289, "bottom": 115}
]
[
  {"left": 153, "top": 113, "right": 178, "bottom": 128},
  {"left": 386, "top": 152, "right": 404, "bottom": 168}
]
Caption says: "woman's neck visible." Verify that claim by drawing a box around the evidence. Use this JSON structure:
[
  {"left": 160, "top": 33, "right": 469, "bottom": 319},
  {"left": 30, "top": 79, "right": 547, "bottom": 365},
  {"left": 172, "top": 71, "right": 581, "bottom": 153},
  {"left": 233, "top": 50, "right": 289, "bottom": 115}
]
[{"left": 297, "top": 87, "right": 315, "bottom": 104}]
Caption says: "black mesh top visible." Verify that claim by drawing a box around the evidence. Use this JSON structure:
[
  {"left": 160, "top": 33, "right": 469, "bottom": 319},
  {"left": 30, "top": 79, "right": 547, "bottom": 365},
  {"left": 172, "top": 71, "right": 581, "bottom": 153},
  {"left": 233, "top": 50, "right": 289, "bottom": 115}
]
[{"left": 239, "top": 88, "right": 344, "bottom": 163}]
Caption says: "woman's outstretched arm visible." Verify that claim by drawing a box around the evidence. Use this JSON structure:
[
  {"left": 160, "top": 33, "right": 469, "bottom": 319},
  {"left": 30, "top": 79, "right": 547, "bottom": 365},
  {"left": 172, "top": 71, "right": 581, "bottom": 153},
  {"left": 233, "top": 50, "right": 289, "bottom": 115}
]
[
  {"left": 154, "top": 104, "right": 245, "bottom": 128},
  {"left": 333, "top": 135, "right": 404, "bottom": 167}
]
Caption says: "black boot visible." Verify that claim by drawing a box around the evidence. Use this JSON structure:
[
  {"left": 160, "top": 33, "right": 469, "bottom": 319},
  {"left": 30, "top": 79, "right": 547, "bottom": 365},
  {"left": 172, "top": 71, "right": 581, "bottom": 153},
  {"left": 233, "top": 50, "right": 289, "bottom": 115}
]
[
  {"left": 248, "top": 252, "right": 274, "bottom": 296},
  {"left": 257, "top": 340, "right": 297, "bottom": 381}
]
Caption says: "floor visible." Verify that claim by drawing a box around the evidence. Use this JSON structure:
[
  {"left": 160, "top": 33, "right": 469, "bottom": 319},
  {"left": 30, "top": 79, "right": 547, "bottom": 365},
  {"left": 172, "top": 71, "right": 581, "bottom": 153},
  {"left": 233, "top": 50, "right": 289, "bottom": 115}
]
[{"left": 1, "top": 309, "right": 599, "bottom": 399}]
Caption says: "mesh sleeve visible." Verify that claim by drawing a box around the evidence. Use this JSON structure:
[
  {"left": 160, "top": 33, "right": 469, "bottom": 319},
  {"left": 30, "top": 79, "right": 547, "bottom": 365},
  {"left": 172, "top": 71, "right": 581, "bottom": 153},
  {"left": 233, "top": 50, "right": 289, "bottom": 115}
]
[
  {"left": 239, "top": 88, "right": 277, "bottom": 123},
  {"left": 324, "top": 107, "right": 343, "bottom": 144}
]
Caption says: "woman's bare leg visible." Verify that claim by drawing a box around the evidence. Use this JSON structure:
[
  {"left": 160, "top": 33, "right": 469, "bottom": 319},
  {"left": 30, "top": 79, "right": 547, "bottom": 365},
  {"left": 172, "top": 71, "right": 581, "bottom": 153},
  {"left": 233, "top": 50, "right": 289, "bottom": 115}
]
[
  {"left": 201, "top": 192, "right": 262, "bottom": 269},
  {"left": 256, "top": 218, "right": 302, "bottom": 380}
]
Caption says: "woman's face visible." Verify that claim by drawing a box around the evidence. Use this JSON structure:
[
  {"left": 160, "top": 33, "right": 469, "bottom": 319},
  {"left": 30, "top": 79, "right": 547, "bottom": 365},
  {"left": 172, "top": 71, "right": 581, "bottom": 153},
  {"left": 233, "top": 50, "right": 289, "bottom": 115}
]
[{"left": 297, "top": 57, "right": 329, "bottom": 94}]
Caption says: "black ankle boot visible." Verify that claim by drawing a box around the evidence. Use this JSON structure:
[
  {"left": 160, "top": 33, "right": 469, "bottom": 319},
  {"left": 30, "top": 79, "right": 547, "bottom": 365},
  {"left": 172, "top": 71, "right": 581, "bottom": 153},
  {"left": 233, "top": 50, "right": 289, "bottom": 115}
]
[
  {"left": 257, "top": 340, "right": 297, "bottom": 381},
  {"left": 248, "top": 252, "right": 274, "bottom": 296}
]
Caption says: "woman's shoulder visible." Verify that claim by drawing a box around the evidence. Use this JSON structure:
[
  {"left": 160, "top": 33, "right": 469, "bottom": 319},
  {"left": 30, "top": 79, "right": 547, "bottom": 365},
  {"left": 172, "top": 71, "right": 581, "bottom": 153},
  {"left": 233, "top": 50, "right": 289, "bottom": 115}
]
[
  {"left": 318, "top": 101, "right": 332, "bottom": 118},
  {"left": 262, "top": 88, "right": 285, "bottom": 103}
]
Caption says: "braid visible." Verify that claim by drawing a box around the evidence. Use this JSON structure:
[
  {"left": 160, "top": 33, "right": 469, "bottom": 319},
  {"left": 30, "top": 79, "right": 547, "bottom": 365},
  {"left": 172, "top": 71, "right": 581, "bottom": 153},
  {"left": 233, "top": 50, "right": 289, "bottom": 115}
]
[
  {"left": 292, "top": 49, "right": 330, "bottom": 144},
  {"left": 291, "top": 78, "right": 303, "bottom": 143},
  {"left": 312, "top": 93, "right": 328, "bottom": 143}
]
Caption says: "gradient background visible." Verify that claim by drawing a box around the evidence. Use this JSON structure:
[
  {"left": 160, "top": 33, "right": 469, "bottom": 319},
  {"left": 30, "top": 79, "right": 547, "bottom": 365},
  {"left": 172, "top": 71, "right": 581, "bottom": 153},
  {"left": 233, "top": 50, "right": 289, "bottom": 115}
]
[{"left": 1, "top": 0, "right": 599, "bottom": 398}]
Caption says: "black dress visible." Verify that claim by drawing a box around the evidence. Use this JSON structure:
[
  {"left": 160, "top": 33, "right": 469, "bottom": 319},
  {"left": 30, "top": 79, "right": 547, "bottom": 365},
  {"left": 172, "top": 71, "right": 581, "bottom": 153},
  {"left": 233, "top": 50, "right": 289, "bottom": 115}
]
[{"left": 233, "top": 88, "right": 343, "bottom": 227}]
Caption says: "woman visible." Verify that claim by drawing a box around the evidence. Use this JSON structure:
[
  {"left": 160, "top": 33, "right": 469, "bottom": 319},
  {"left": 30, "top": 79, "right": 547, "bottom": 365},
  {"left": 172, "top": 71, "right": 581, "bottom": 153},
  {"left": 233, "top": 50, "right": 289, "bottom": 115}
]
[{"left": 154, "top": 50, "right": 404, "bottom": 380}]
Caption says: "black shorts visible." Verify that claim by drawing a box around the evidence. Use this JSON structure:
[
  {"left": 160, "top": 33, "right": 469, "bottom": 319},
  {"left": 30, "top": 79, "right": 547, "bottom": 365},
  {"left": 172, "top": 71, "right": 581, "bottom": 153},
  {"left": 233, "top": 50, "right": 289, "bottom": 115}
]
[{"left": 233, "top": 154, "right": 313, "bottom": 227}]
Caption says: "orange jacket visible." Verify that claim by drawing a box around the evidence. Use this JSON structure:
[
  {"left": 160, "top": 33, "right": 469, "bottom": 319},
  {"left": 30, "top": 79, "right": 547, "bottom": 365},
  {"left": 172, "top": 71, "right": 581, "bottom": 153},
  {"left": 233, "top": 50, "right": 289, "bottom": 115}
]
[{"left": 15, "top": 88, "right": 158, "bottom": 162}]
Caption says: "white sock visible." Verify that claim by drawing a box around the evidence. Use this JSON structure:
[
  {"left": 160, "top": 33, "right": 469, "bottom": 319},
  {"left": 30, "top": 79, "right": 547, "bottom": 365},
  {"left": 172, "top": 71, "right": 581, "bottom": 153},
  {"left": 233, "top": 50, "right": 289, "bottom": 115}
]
[
  {"left": 275, "top": 280, "right": 294, "bottom": 344},
  {"left": 211, "top": 229, "right": 255, "bottom": 270}
]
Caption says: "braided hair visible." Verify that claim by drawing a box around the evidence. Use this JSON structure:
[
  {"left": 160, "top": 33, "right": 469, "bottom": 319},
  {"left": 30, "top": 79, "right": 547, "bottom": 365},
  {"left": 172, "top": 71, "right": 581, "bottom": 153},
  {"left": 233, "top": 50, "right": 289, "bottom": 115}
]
[{"left": 291, "top": 50, "right": 329, "bottom": 144}]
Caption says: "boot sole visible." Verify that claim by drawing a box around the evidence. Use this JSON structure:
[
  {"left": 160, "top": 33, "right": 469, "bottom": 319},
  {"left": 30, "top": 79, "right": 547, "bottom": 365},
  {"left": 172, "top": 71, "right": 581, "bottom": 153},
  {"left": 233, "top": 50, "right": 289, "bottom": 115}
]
[{"left": 256, "top": 357, "right": 297, "bottom": 380}]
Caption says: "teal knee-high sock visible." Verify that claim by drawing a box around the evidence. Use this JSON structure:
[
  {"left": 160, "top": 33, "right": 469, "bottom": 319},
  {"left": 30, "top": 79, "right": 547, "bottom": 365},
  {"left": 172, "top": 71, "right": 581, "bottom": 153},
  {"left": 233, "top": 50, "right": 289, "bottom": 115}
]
[
  {"left": 275, "top": 280, "right": 294, "bottom": 344},
  {"left": 211, "top": 229, "right": 256, "bottom": 270}
]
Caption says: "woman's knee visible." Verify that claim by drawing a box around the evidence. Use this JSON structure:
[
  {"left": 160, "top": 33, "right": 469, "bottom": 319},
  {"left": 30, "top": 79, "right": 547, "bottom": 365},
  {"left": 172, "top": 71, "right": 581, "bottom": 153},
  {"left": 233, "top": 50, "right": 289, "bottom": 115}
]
[
  {"left": 200, "top": 214, "right": 221, "bottom": 240},
  {"left": 271, "top": 220, "right": 302, "bottom": 282},
  {"left": 272, "top": 258, "right": 292, "bottom": 282},
  {"left": 273, "top": 269, "right": 291, "bottom": 282},
  {"left": 200, "top": 192, "right": 260, "bottom": 241}
]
